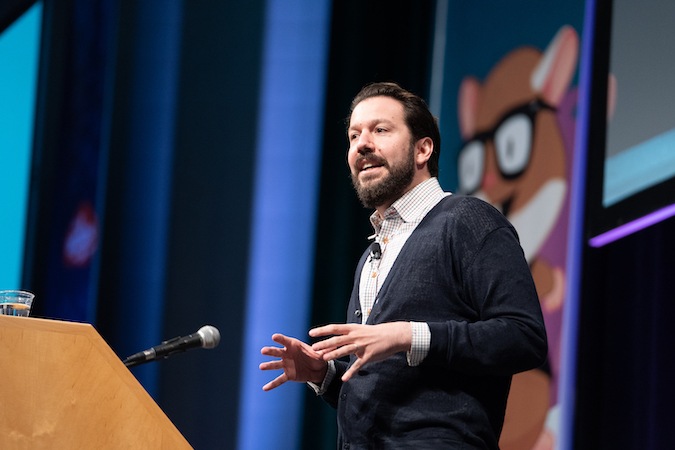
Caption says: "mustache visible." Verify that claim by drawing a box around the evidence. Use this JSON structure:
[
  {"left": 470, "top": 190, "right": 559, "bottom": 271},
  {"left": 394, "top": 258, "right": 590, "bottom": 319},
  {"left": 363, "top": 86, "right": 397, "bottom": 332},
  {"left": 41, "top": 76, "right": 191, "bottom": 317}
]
[{"left": 356, "top": 154, "right": 387, "bottom": 169}]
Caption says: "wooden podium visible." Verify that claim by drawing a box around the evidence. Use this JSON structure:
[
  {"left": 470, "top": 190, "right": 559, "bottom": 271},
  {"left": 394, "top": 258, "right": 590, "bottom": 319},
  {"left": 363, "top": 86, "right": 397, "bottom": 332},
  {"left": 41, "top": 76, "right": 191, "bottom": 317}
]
[{"left": 0, "top": 315, "right": 192, "bottom": 449}]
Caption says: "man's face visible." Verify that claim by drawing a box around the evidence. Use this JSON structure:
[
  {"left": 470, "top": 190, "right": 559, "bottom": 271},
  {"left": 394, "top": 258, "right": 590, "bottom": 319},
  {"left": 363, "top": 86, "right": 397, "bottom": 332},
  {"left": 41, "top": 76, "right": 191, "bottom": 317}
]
[{"left": 347, "top": 96, "right": 416, "bottom": 209}]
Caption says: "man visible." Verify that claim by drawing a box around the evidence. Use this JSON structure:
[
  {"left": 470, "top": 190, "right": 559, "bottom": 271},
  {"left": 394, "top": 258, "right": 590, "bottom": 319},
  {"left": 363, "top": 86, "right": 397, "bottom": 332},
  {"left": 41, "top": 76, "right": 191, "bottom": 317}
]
[{"left": 260, "top": 82, "right": 547, "bottom": 449}]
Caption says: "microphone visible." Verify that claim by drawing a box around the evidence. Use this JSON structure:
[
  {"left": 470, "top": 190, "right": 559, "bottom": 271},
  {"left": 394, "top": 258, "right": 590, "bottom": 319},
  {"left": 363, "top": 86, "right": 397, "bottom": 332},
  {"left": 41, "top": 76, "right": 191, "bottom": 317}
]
[
  {"left": 370, "top": 242, "right": 382, "bottom": 260},
  {"left": 123, "top": 325, "right": 221, "bottom": 368}
]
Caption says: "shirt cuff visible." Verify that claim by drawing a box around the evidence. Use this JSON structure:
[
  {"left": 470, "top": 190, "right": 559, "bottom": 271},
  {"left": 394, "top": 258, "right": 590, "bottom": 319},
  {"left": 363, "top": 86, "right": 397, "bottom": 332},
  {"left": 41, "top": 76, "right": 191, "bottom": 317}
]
[
  {"left": 407, "top": 321, "right": 431, "bottom": 366},
  {"left": 307, "top": 360, "right": 336, "bottom": 395}
]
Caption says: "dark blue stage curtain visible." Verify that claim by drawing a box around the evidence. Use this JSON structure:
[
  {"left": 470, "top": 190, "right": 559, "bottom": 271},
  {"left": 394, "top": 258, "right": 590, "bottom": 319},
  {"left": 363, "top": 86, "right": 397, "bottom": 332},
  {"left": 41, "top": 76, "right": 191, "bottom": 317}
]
[
  {"left": 96, "top": 0, "right": 184, "bottom": 394},
  {"left": 26, "top": 0, "right": 117, "bottom": 323}
]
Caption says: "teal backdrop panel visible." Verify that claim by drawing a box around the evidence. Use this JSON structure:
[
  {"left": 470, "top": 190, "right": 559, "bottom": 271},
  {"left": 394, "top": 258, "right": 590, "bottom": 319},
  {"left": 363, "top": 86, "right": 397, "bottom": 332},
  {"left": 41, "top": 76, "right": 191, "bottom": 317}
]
[{"left": 0, "top": 2, "right": 41, "bottom": 290}]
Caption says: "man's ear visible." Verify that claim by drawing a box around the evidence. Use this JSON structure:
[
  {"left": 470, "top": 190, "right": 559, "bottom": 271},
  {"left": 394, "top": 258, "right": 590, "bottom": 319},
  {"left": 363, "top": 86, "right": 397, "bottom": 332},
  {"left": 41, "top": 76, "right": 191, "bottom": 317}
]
[{"left": 415, "top": 137, "right": 434, "bottom": 167}]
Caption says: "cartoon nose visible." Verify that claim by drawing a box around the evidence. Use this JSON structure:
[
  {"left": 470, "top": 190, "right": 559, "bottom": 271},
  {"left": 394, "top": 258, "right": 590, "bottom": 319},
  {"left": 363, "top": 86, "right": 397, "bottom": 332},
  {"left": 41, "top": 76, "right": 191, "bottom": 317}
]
[{"left": 482, "top": 169, "right": 498, "bottom": 191}]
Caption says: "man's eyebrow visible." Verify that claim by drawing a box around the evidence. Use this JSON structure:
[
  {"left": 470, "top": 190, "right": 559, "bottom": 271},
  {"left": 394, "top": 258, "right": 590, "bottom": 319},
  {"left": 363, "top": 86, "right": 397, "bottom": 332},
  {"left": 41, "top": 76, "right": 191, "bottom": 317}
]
[{"left": 349, "top": 117, "right": 395, "bottom": 130}]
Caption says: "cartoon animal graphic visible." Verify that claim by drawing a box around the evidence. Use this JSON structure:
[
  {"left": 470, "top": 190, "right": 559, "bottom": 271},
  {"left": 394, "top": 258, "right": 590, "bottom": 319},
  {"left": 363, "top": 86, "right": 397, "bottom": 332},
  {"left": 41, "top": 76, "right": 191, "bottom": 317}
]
[{"left": 456, "top": 26, "right": 579, "bottom": 450}]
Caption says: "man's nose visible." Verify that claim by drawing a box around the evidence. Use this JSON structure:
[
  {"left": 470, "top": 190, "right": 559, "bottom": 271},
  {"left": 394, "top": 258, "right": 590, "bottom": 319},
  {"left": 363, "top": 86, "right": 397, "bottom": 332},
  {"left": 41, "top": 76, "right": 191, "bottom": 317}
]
[{"left": 356, "top": 131, "right": 374, "bottom": 154}]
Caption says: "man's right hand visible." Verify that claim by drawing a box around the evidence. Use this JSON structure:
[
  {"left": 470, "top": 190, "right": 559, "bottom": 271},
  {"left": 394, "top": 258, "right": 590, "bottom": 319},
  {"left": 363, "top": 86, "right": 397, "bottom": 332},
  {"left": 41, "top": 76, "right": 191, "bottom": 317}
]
[{"left": 260, "top": 333, "right": 328, "bottom": 391}]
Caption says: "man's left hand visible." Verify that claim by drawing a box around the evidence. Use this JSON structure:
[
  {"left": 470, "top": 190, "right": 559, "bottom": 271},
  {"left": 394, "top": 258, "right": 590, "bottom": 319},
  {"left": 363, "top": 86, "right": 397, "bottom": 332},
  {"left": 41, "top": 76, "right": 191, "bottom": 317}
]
[{"left": 309, "top": 322, "right": 412, "bottom": 382}]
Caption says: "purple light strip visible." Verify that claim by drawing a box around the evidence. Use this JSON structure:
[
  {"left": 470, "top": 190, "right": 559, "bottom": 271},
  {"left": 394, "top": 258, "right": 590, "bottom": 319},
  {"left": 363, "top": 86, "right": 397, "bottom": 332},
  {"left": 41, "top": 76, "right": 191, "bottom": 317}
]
[
  {"left": 589, "top": 203, "right": 675, "bottom": 247},
  {"left": 557, "top": 0, "right": 595, "bottom": 447}
]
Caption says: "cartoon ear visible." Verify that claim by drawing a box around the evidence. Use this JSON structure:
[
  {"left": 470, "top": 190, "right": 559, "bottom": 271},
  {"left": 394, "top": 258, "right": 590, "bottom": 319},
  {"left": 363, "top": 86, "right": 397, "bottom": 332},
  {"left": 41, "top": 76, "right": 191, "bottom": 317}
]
[
  {"left": 458, "top": 76, "right": 481, "bottom": 139},
  {"left": 531, "top": 25, "right": 579, "bottom": 106}
]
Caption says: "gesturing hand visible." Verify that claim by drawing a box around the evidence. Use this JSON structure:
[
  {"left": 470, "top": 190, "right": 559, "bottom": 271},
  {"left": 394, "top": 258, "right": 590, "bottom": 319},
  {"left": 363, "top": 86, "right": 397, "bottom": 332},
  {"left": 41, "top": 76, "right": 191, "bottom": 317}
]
[
  {"left": 309, "top": 322, "right": 412, "bottom": 382},
  {"left": 259, "top": 333, "right": 328, "bottom": 391}
]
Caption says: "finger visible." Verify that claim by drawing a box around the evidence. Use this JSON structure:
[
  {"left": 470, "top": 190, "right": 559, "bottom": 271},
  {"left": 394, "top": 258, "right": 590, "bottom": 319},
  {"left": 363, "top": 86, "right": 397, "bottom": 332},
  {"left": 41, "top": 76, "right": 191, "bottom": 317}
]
[
  {"left": 319, "top": 343, "right": 359, "bottom": 362},
  {"left": 259, "top": 360, "right": 283, "bottom": 371},
  {"left": 271, "top": 333, "right": 292, "bottom": 346},
  {"left": 308, "top": 325, "right": 333, "bottom": 338},
  {"left": 262, "top": 373, "right": 288, "bottom": 391},
  {"left": 342, "top": 357, "right": 364, "bottom": 382},
  {"left": 311, "top": 336, "right": 344, "bottom": 352},
  {"left": 260, "top": 346, "right": 285, "bottom": 357},
  {"left": 309, "top": 323, "right": 353, "bottom": 338},
  {"left": 318, "top": 349, "right": 342, "bottom": 361}
]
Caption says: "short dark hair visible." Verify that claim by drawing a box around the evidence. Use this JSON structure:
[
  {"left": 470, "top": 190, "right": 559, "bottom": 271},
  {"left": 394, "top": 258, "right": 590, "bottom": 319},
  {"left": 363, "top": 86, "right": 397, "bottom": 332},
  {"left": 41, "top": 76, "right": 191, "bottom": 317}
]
[{"left": 348, "top": 82, "right": 441, "bottom": 177}]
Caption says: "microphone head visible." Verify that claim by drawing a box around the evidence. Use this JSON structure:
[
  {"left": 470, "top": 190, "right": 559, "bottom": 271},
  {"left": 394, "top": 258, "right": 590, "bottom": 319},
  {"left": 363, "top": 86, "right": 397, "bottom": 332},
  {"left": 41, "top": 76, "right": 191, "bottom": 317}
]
[
  {"left": 370, "top": 242, "right": 382, "bottom": 260},
  {"left": 197, "top": 325, "right": 221, "bottom": 349}
]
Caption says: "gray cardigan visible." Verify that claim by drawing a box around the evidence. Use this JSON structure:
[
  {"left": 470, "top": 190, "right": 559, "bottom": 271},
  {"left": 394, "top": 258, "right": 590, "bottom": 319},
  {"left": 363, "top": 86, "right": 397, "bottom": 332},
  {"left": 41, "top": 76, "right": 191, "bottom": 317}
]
[{"left": 322, "top": 195, "right": 548, "bottom": 449}]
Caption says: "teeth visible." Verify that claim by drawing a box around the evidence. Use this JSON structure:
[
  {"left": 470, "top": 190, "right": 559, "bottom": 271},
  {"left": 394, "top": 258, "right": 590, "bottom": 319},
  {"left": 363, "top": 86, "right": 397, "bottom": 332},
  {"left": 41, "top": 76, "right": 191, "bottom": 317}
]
[{"left": 363, "top": 163, "right": 373, "bottom": 170}]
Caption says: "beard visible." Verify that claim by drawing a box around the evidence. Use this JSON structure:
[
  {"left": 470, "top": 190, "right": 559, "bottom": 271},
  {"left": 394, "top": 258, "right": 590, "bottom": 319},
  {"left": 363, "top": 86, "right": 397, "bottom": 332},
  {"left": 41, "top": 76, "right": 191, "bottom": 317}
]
[{"left": 351, "top": 145, "right": 416, "bottom": 209}]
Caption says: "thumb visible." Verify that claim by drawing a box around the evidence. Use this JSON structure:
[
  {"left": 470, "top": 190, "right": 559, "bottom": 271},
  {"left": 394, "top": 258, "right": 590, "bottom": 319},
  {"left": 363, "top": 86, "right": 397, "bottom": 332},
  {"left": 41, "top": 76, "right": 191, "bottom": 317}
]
[{"left": 342, "top": 358, "right": 363, "bottom": 382}]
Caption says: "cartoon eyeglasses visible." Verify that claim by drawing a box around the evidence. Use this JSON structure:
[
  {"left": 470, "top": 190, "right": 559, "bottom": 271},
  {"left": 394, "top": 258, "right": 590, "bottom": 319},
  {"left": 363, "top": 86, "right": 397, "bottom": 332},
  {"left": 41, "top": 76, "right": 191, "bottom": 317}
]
[{"left": 458, "top": 99, "right": 555, "bottom": 194}]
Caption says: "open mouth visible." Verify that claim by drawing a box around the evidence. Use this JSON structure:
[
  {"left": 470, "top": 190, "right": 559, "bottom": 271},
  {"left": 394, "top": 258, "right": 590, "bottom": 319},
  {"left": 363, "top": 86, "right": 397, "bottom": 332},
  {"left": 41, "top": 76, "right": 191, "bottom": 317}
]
[
  {"left": 361, "top": 162, "right": 384, "bottom": 172},
  {"left": 358, "top": 157, "right": 386, "bottom": 174}
]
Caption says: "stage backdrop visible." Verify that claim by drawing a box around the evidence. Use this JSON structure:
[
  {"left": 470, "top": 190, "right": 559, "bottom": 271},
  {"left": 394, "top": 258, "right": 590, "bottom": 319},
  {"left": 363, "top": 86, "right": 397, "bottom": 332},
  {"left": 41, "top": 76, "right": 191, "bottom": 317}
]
[
  {"left": 0, "top": 2, "right": 41, "bottom": 291},
  {"left": 436, "top": 2, "right": 585, "bottom": 449}
]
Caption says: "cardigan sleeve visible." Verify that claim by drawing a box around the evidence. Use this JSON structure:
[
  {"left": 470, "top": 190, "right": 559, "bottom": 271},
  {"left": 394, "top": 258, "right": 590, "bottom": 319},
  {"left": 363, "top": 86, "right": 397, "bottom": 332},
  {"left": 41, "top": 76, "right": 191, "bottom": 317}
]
[
  {"left": 319, "top": 359, "right": 349, "bottom": 409},
  {"left": 426, "top": 200, "right": 548, "bottom": 376}
]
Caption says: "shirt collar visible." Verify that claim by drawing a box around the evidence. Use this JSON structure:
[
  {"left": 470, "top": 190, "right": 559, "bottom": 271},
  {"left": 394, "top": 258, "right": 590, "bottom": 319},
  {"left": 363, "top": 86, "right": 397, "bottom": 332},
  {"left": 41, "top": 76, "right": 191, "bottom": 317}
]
[{"left": 369, "top": 177, "right": 448, "bottom": 236}]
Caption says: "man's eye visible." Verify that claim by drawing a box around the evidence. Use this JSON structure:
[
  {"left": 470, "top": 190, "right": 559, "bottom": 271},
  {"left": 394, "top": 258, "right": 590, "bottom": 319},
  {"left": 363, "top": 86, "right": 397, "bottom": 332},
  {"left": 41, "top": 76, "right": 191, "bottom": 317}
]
[{"left": 375, "top": 127, "right": 386, "bottom": 133}]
